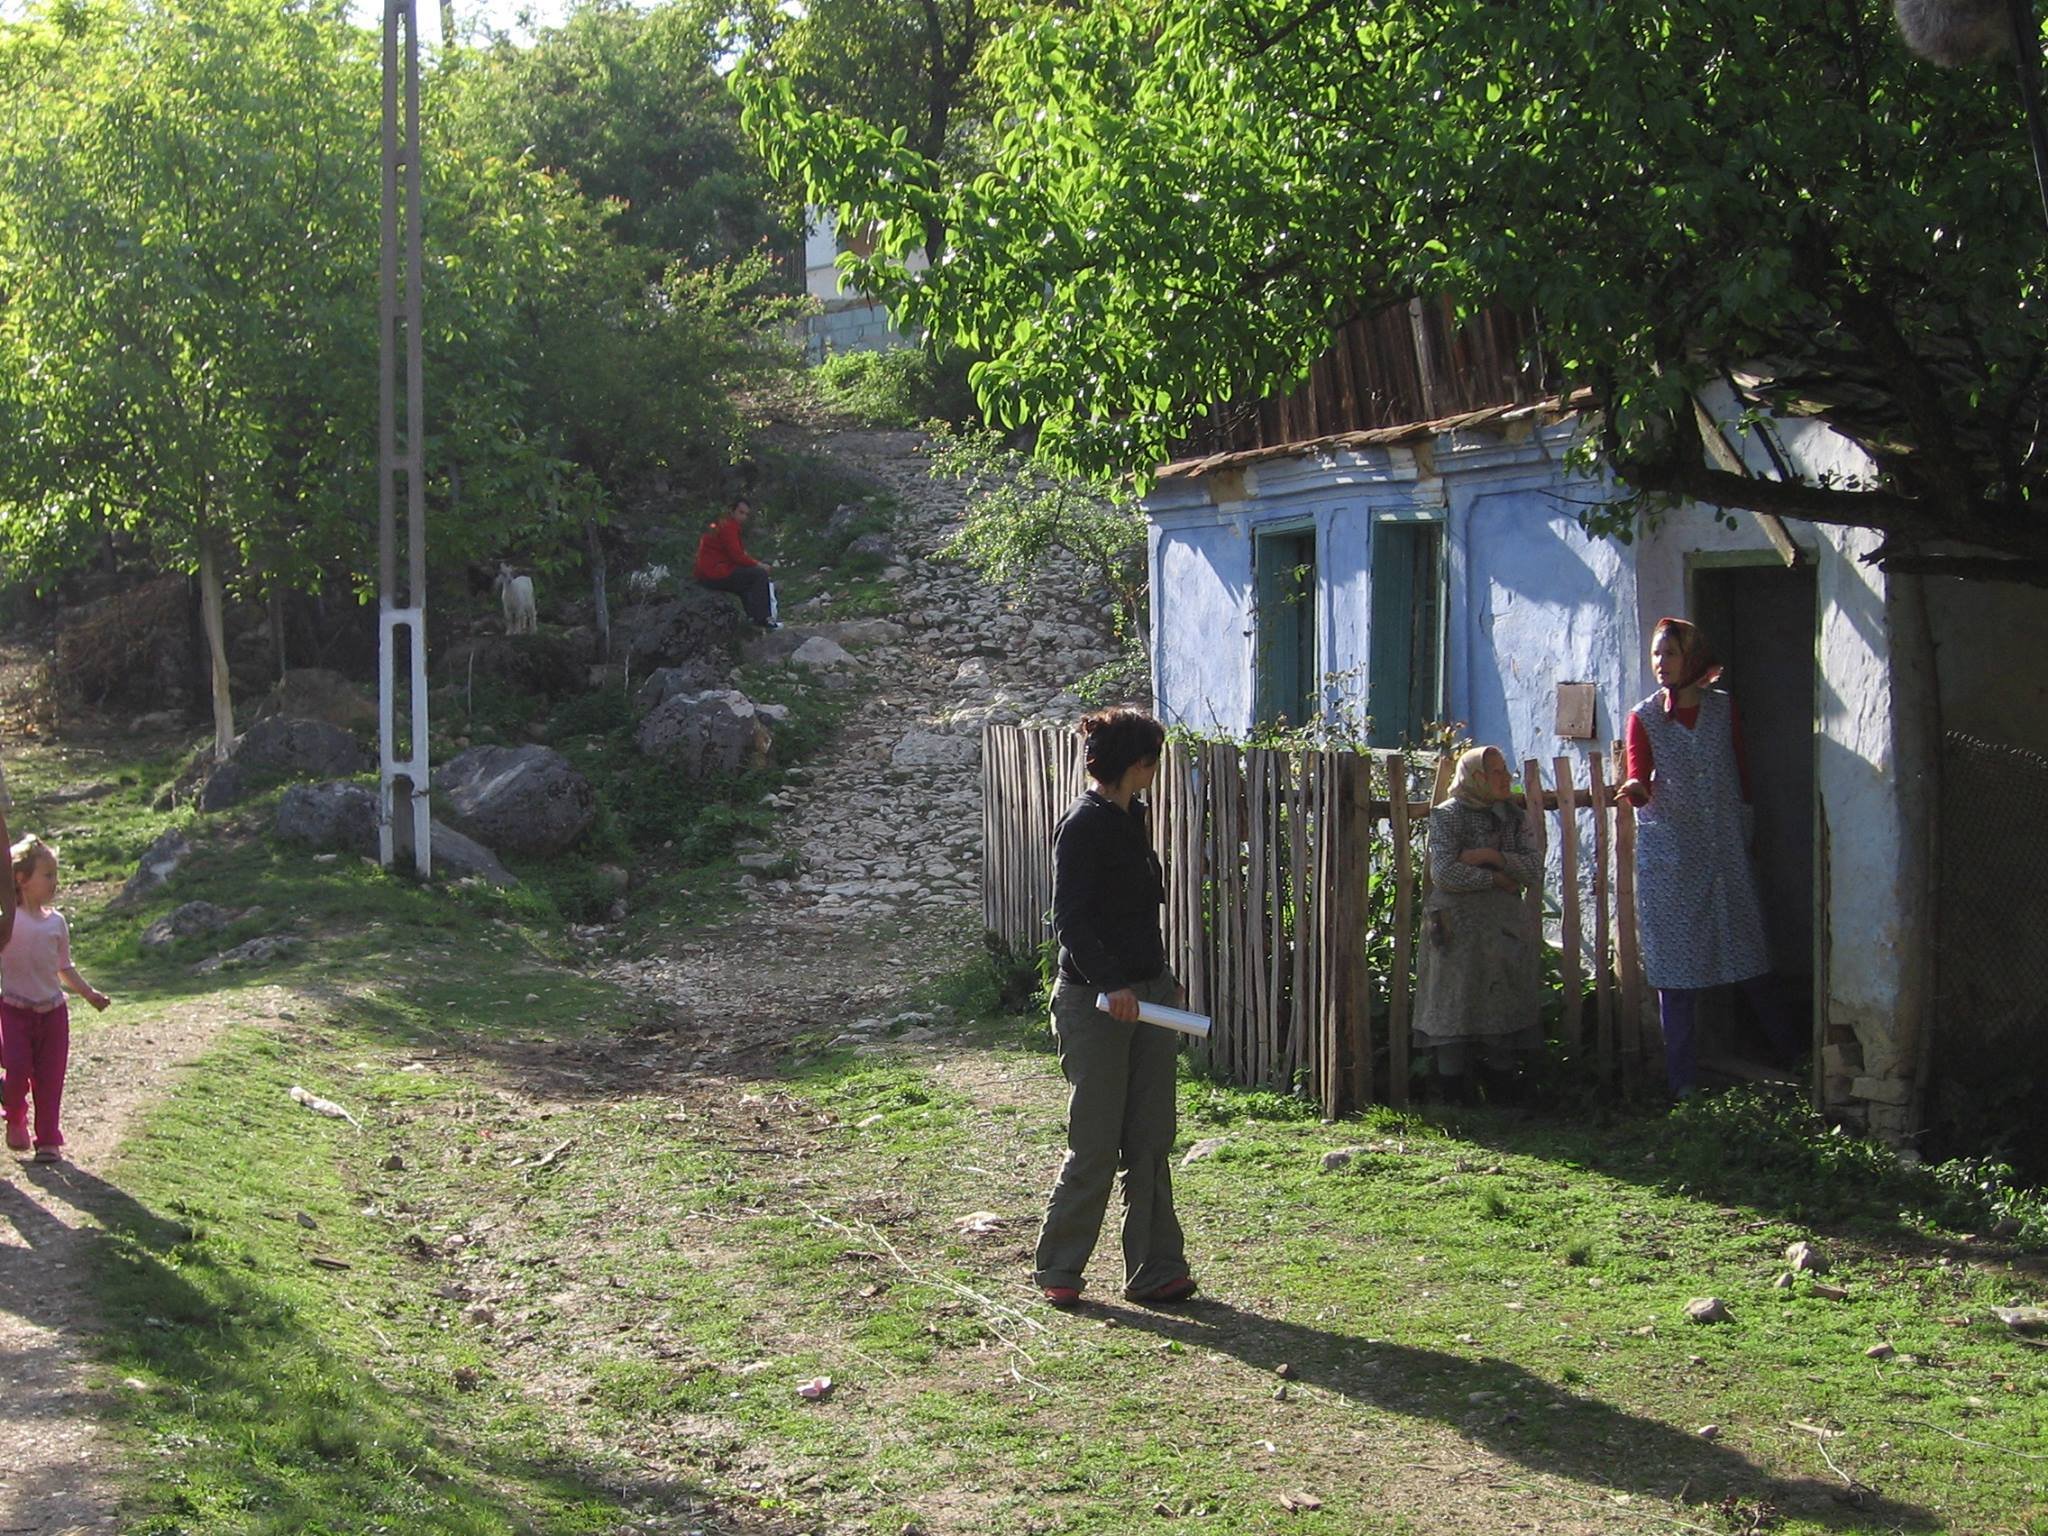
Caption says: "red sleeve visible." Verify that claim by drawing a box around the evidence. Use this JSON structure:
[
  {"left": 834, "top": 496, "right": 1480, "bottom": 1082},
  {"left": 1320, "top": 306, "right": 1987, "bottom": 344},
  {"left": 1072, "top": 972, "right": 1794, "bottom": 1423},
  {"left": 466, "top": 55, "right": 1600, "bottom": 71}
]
[
  {"left": 1729, "top": 696, "right": 1752, "bottom": 802},
  {"left": 1624, "top": 711, "right": 1653, "bottom": 801},
  {"left": 720, "top": 519, "right": 759, "bottom": 569}
]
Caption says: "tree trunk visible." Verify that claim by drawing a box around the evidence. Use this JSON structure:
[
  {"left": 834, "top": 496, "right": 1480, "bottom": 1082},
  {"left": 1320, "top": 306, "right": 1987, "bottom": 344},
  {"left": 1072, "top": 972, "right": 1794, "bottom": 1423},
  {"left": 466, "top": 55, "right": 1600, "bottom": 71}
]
[
  {"left": 196, "top": 530, "right": 237, "bottom": 760},
  {"left": 586, "top": 517, "right": 611, "bottom": 663},
  {"left": 268, "top": 581, "right": 289, "bottom": 680}
]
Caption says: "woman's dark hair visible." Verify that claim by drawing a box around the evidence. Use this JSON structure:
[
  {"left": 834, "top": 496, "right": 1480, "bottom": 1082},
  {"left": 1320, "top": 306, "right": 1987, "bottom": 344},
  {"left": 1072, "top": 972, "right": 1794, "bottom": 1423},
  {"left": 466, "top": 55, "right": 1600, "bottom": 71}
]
[{"left": 1078, "top": 707, "right": 1166, "bottom": 786}]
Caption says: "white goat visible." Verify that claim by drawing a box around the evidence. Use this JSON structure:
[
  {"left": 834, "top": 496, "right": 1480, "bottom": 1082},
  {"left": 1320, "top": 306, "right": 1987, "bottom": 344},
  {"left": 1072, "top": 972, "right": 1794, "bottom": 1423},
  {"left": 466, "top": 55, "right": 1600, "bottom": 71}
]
[{"left": 495, "top": 564, "right": 537, "bottom": 635}]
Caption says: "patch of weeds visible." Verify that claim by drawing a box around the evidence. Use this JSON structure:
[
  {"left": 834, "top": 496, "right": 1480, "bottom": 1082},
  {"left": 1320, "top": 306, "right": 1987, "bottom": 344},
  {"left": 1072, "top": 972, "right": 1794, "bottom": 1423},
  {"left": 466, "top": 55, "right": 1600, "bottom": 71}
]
[
  {"left": 807, "top": 349, "right": 974, "bottom": 429},
  {"left": 1183, "top": 1076, "right": 1322, "bottom": 1127},
  {"left": 1562, "top": 1237, "right": 1594, "bottom": 1267}
]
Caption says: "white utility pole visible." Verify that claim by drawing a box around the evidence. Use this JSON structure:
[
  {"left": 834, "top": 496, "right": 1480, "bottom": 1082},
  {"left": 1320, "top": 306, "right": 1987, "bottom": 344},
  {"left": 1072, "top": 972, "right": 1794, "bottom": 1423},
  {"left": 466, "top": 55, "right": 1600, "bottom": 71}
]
[{"left": 378, "top": 0, "right": 431, "bottom": 875}]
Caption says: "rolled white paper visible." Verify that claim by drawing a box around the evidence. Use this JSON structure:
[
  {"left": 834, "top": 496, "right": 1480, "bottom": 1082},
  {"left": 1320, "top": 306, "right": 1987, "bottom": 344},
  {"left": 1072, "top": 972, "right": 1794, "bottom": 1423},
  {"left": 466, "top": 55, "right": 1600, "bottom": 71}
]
[{"left": 1096, "top": 993, "right": 1213, "bottom": 1038}]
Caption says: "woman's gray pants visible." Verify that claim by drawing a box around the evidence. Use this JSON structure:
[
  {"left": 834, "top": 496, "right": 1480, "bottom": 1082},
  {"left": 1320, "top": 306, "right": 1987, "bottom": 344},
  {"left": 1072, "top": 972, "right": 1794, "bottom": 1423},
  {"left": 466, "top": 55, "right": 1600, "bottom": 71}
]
[{"left": 1031, "top": 971, "right": 1189, "bottom": 1297}]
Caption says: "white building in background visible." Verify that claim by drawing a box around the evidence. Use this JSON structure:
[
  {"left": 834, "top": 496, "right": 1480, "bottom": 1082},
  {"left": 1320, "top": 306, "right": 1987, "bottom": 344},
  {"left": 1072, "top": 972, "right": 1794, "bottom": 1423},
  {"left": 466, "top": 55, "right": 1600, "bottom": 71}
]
[{"left": 802, "top": 208, "right": 926, "bottom": 360}]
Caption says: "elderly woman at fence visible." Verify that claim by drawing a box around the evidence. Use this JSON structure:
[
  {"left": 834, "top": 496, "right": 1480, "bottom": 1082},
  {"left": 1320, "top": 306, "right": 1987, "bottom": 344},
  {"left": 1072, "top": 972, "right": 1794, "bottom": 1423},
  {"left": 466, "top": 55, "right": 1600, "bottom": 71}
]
[
  {"left": 1031, "top": 707, "right": 1197, "bottom": 1310},
  {"left": 1413, "top": 746, "right": 1544, "bottom": 1103},
  {"left": 1618, "top": 617, "right": 1801, "bottom": 1099}
]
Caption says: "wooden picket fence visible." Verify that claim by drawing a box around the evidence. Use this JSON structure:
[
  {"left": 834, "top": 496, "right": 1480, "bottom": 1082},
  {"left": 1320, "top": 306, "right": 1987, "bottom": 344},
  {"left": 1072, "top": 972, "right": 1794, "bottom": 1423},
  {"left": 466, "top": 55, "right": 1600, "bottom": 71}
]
[{"left": 982, "top": 724, "right": 1656, "bottom": 1115}]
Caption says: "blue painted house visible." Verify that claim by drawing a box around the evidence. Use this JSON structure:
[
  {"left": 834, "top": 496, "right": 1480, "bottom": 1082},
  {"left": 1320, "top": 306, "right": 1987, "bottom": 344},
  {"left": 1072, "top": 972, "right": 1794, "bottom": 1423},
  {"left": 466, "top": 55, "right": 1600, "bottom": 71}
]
[{"left": 1141, "top": 308, "right": 2048, "bottom": 1147}]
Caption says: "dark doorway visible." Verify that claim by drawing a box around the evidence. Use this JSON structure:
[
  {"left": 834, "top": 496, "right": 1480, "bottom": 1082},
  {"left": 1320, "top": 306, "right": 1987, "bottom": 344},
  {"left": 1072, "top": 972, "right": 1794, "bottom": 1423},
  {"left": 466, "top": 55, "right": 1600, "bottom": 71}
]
[
  {"left": 1691, "top": 562, "right": 1818, "bottom": 1080},
  {"left": 1254, "top": 527, "right": 1317, "bottom": 730}
]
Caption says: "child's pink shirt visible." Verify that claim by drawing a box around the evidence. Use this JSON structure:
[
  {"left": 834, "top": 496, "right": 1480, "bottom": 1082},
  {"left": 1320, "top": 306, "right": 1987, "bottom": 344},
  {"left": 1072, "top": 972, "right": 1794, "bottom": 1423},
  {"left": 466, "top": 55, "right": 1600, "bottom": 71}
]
[{"left": 1, "top": 906, "right": 71, "bottom": 1010}]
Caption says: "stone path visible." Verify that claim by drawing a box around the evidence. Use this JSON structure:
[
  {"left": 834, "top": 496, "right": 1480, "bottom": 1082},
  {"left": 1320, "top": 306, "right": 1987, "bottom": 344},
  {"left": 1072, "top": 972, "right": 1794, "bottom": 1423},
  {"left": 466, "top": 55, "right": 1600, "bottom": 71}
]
[{"left": 595, "top": 425, "right": 1119, "bottom": 1059}]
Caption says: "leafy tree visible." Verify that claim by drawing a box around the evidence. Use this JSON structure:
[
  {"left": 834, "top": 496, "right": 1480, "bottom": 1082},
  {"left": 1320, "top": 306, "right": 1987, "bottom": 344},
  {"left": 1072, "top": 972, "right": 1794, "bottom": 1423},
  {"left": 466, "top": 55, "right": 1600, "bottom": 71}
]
[
  {"left": 0, "top": 0, "right": 797, "bottom": 753},
  {"left": 0, "top": 0, "right": 380, "bottom": 753},
  {"left": 735, "top": 0, "right": 1007, "bottom": 261},
  {"left": 445, "top": 0, "right": 792, "bottom": 272},
  {"left": 737, "top": 0, "right": 2048, "bottom": 578}
]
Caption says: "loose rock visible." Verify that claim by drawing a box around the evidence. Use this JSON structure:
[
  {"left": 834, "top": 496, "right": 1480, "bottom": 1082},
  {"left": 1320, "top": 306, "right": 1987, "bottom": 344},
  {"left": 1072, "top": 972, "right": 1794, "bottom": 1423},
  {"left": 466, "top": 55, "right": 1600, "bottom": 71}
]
[
  {"left": 141, "top": 901, "right": 233, "bottom": 953},
  {"left": 1685, "top": 1297, "right": 1731, "bottom": 1324}
]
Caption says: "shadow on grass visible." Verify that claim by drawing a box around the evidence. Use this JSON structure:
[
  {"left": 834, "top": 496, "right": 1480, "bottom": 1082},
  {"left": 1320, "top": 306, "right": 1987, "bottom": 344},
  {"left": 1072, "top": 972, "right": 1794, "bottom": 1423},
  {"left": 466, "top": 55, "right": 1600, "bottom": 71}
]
[
  {"left": 1109, "top": 1297, "right": 1937, "bottom": 1532},
  {"left": 3, "top": 1149, "right": 756, "bottom": 1534},
  {"left": 1442, "top": 1091, "right": 2048, "bottom": 1272}
]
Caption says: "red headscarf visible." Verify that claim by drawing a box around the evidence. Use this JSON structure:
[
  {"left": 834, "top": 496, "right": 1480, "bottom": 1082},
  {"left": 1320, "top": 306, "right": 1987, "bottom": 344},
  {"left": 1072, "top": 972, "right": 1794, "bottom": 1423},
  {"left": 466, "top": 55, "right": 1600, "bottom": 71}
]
[{"left": 1654, "top": 617, "right": 1723, "bottom": 714}]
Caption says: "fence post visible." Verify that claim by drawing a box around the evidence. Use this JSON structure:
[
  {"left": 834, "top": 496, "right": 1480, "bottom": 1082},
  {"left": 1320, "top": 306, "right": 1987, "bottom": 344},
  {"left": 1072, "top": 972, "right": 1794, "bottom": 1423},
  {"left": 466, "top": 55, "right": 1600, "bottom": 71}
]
[
  {"left": 1384, "top": 751, "right": 1415, "bottom": 1110},
  {"left": 1552, "top": 754, "right": 1585, "bottom": 1055},
  {"left": 1288, "top": 748, "right": 1314, "bottom": 1092},
  {"left": 1520, "top": 757, "right": 1547, "bottom": 936},
  {"left": 1611, "top": 738, "right": 1647, "bottom": 1093},
  {"left": 1605, "top": 741, "right": 1654, "bottom": 1089},
  {"left": 1336, "top": 753, "right": 1373, "bottom": 1111},
  {"left": 1588, "top": 751, "right": 1615, "bottom": 1083}
]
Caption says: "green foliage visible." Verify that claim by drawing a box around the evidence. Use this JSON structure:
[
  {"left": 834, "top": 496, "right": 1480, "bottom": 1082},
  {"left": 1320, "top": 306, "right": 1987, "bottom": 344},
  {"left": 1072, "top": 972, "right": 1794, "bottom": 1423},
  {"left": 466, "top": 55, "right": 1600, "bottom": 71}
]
[
  {"left": 0, "top": 0, "right": 799, "bottom": 711},
  {"left": 926, "top": 421, "right": 1147, "bottom": 638},
  {"left": 447, "top": 0, "right": 793, "bottom": 272},
  {"left": 736, "top": 0, "right": 2048, "bottom": 559},
  {"left": 810, "top": 347, "right": 975, "bottom": 428},
  {"left": 1072, "top": 634, "right": 1152, "bottom": 708},
  {"left": 735, "top": 0, "right": 1007, "bottom": 259}
]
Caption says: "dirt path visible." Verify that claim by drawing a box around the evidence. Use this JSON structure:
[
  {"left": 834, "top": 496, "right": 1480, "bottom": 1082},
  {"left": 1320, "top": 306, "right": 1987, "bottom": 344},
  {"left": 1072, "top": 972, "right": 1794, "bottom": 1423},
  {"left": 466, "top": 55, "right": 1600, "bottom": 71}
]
[
  {"left": 0, "top": 425, "right": 1109, "bottom": 1532},
  {"left": 595, "top": 426, "right": 1114, "bottom": 1063},
  {"left": 0, "top": 985, "right": 297, "bottom": 1535}
]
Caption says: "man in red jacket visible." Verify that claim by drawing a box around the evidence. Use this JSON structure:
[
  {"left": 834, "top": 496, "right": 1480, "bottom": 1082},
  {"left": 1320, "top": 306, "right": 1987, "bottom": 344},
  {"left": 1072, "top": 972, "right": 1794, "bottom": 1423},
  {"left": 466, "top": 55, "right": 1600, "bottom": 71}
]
[{"left": 693, "top": 497, "right": 778, "bottom": 628}]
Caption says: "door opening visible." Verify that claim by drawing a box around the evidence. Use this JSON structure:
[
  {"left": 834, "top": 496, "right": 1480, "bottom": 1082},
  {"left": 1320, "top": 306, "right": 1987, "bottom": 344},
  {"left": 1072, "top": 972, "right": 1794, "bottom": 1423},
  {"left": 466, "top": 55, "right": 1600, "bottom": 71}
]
[{"left": 1690, "top": 563, "right": 1818, "bottom": 1083}]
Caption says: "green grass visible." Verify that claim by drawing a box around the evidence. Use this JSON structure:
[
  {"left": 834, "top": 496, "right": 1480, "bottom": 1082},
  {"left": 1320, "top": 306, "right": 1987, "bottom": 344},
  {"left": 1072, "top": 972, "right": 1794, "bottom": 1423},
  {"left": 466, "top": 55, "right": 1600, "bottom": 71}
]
[{"left": 81, "top": 925, "right": 2048, "bottom": 1536}]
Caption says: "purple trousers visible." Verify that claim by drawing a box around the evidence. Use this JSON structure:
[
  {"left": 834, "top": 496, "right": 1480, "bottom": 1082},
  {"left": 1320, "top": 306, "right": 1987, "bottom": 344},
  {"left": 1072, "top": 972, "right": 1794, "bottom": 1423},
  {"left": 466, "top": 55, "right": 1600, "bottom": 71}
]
[
  {"left": 1, "top": 1000, "right": 69, "bottom": 1151},
  {"left": 1657, "top": 979, "right": 1803, "bottom": 1097}
]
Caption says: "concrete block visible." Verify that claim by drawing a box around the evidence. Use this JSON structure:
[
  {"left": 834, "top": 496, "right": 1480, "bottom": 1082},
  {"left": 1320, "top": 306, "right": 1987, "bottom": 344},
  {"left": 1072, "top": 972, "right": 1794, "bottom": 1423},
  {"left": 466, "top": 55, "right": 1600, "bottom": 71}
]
[
  {"left": 1823, "top": 1043, "right": 1864, "bottom": 1076},
  {"left": 1851, "top": 1074, "right": 1913, "bottom": 1107}
]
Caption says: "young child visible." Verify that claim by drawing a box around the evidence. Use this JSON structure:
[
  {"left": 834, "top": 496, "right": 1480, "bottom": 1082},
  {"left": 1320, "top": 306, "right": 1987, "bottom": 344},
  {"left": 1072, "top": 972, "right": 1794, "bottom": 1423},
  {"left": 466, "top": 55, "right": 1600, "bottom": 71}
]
[{"left": 2, "top": 837, "right": 109, "bottom": 1162}]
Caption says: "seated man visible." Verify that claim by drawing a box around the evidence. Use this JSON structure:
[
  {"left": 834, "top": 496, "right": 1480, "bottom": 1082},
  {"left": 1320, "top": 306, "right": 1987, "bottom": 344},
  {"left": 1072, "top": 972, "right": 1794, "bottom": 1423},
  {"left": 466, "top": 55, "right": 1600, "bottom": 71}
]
[{"left": 693, "top": 497, "right": 777, "bottom": 629}]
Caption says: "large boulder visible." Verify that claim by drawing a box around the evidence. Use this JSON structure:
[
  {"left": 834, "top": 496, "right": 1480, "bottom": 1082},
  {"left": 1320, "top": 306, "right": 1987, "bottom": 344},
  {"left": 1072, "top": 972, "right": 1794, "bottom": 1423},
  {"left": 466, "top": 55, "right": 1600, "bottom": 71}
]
[
  {"left": 141, "top": 901, "right": 235, "bottom": 953},
  {"left": 438, "top": 632, "right": 588, "bottom": 699},
  {"left": 633, "top": 661, "right": 726, "bottom": 713},
  {"left": 238, "top": 716, "right": 372, "bottom": 777},
  {"left": 392, "top": 816, "right": 516, "bottom": 887},
  {"left": 188, "top": 716, "right": 372, "bottom": 810},
  {"left": 615, "top": 587, "right": 747, "bottom": 671},
  {"left": 249, "top": 669, "right": 377, "bottom": 732},
  {"left": 438, "top": 744, "right": 595, "bottom": 857},
  {"left": 635, "top": 690, "right": 774, "bottom": 777},
  {"left": 277, "top": 781, "right": 516, "bottom": 886},
  {"left": 276, "top": 781, "right": 378, "bottom": 857},
  {"left": 790, "top": 636, "right": 853, "bottom": 670}
]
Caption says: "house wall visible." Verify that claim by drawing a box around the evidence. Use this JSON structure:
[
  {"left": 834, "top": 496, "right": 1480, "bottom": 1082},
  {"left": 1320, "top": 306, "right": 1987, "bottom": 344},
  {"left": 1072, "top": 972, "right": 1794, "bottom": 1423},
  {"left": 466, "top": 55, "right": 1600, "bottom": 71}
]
[
  {"left": 801, "top": 209, "right": 924, "bottom": 360},
  {"left": 1144, "top": 406, "right": 1948, "bottom": 1136}
]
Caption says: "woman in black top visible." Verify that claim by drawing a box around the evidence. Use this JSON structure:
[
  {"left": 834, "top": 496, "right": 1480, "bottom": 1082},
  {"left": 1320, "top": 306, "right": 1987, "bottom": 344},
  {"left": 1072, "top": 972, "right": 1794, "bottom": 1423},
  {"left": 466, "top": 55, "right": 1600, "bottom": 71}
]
[{"left": 1031, "top": 708, "right": 1196, "bottom": 1308}]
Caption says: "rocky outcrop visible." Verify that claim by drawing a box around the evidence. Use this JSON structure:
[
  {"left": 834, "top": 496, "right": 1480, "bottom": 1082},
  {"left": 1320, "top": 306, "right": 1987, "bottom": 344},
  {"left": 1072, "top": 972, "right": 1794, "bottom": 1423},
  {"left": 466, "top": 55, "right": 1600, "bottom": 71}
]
[
  {"left": 635, "top": 690, "right": 774, "bottom": 777},
  {"left": 275, "top": 782, "right": 378, "bottom": 857},
  {"left": 614, "top": 587, "right": 747, "bottom": 671},
  {"left": 115, "top": 829, "right": 194, "bottom": 908},
  {"left": 438, "top": 744, "right": 595, "bottom": 857}
]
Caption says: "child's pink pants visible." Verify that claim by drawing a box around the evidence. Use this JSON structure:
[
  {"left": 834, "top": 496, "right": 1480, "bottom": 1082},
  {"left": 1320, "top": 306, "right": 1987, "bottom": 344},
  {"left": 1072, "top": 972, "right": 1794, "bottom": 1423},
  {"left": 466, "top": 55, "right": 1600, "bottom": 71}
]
[{"left": 1, "top": 1000, "right": 68, "bottom": 1151}]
